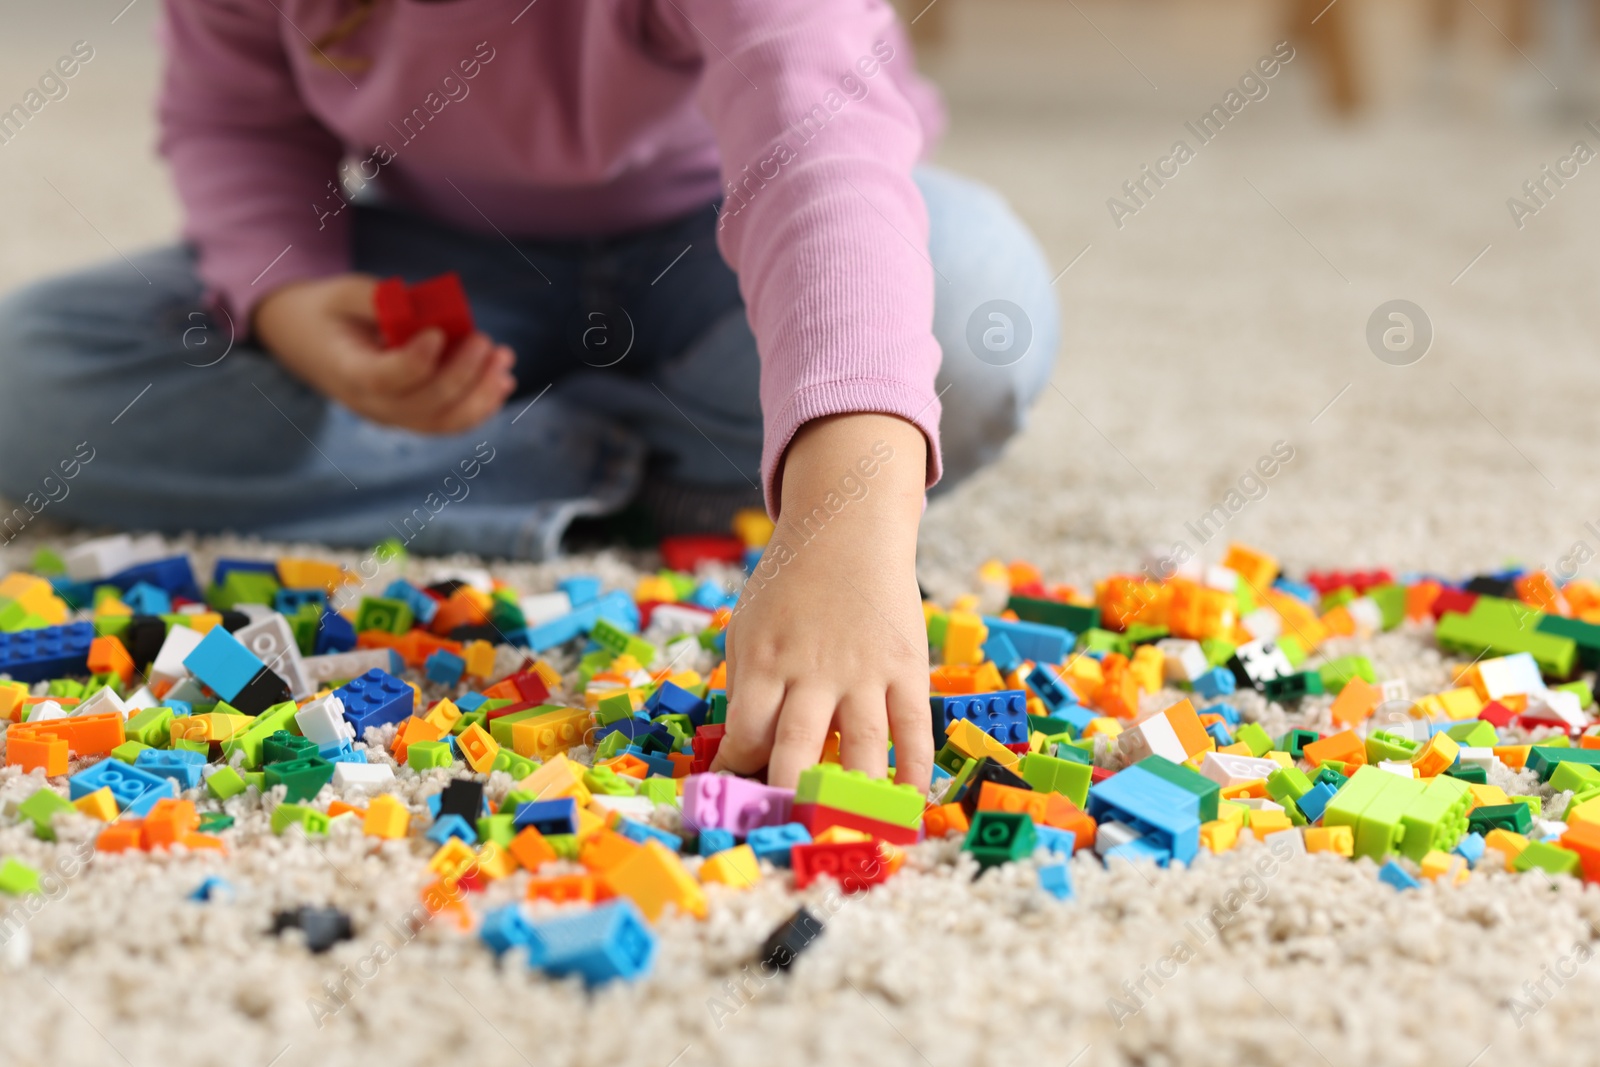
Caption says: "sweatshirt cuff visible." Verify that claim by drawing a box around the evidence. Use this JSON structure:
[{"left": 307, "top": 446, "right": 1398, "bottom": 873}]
[{"left": 762, "top": 377, "right": 943, "bottom": 517}]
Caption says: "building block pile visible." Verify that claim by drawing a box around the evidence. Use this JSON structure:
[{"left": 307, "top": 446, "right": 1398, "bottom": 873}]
[{"left": 7, "top": 531, "right": 1600, "bottom": 986}]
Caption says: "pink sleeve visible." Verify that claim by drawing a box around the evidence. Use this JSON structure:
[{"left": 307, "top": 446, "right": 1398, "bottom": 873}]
[
  {"left": 665, "top": 0, "right": 945, "bottom": 513},
  {"left": 157, "top": 1, "right": 350, "bottom": 330}
]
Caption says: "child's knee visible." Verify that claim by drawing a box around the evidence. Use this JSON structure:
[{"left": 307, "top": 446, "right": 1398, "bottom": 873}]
[{"left": 918, "top": 167, "right": 1059, "bottom": 490}]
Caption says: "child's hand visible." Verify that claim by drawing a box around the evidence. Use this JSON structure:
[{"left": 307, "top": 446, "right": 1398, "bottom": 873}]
[
  {"left": 712, "top": 414, "right": 934, "bottom": 792},
  {"left": 254, "top": 274, "right": 516, "bottom": 434}
]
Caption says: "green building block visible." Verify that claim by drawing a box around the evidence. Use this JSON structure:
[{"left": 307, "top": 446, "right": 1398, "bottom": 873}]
[
  {"left": 47, "top": 678, "right": 85, "bottom": 700},
  {"left": 591, "top": 618, "right": 657, "bottom": 667},
  {"left": 1277, "top": 634, "right": 1306, "bottom": 668},
  {"left": 1235, "top": 723, "right": 1273, "bottom": 758},
  {"left": 593, "top": 731, "right": 633, "bottom": 761},
  {"left": 1266, "top": 767, "right": 1313, "bottom": 807},
  {"left": 1277, "top": 728, "right": 1320, "bottom": 758},
  {"left": 1321, "top": 586, "right": 1356, "bottom": 610},
  {"left": 1077, "top": 629, "right": 1129, "bottom": 657},
  {"left": 210, "top": 570, "right": 281, "bottom": 611},
  {"left": 1323, "top": 766, "right": 1394, "bottom": 840},
  {"left": 488, "top": 704, "right": 562, "bottom": 748},
  {"left": 1028, "top": 713, "right": 1077, "bottom": 739},
  {"left": 264, "top": 757, "right": 335, "bottom": 802},
  {"left": 1368, "top": 584, "right": 1407, "bottom": 631},
  {"left": 263, "top": 730, "right": 318, "bottom": 766},
  {"left": 1536, "top": 615, "right": 1600, "bottom": 670},
  {"left": 0, "top": 857, "right": 42, "bottom": 895},
  {"left": 1050, "top": 740, "right": 1093, "bottom": 765},
  {"left": 173, "top": 738, "right": 209, "bottom": 756},
  {"left": 963, "top": 811, "right": 1038, "bottom": 868},
  {"left": 1124, "top": 623, "right": 1170, "bottom": 646},
  {"left": 407, "top": 741, "right": 454, "bottom": 771},
  {"left": 244, "top": 771, "right": 266, "bottom": 791},
  {"left": 706, "top": 691, "right": 728, "bottom": 725},
  {"left": 223, "top": 701, "right": 299, "bottom": 769},
  {"left": 288, "top": 603, "right": 322, "bottom": 656},
  {"left": 1354, "top": 774, "right": 1426, "bottom": 861},
  {"left": 546, "top": 833, "right": 579, "bottom": 860},
  {"left": 1366, "top": 730, "right": 1420, "bottom": 765},
  {"left": 1398, "top": 775, "right": 1471, "bottom": 862},
  {"left": 594, "top": 691, "right": 641, "bottom": 726},
  {"left": 1263, "top": 673, "right": 1323, "bottom": 704},
  {"left": 1444, "top": 720, "right": 1499, "bottom": 748},
  {"left": 451, "top": 710, "right": 486, "bottom": 736},
  {"left": 1201, "top": 638, "right": 1238, "bottom": 668},
  {"left": 1445, "top": 763, "right": 1488, "bottom": 784},
  {"left": 943, "top": 754, "right": 980, "bottom": 797},
  {"left": 30, "top": 548, "right": 65, "bottom": 575},
  {"left": 583, "top": 766, "right": 637, "bottom": 797},
  {"left": 1020, "top": 752, "right": 1094, "bottom": 809},
  {"left": 638, "top": 778, "right": 678, "bottom": 806},
  {"left": 1528, "top": 746, "right": 1600, "bottom": 781},
  {"left": 197, "top": 813, "right": 234, "bottom": 834},
  {"left": 1134, "top": 755, "right": 1220, "bottom": 822},
  {"left": 1319, "top": 655, "right": 1377, "bottom": 695},
  {"left": 1548, "top": 762, "right": 1600, "bottom": 795},
  {"left": 1509, "top": 795, "right": 1543, "bottom": 817},
  {"left": 354, "top": 596, "right": 413, "bottom": 635},
  {"left": 1558, "top": 680, "right": 1595, "bottom": 709},
  {"left": 1006, "top": 595, "right": 1099, "bottom": 634},
  {"left": 1467, "top": 802, "right": 1533, "bottom": 836},
  {"left": 500, "top": 752, "right": 539, "bottom": 780},
  {"left": 795, "top": 763, "right": 923, "bottom": 827},
  {"left": 270, "top": 803, "right": 329, "bottom": 836},
  {"left": 18, "top": 788, "right": 75, "bottom": 841},
  {"left": 111, "top": 741, "right": 150, "bottom": 765},
  {"left": 1435, "top": 597, "right": 1575, "bottom": 677},
  {"left": 1314, "top": 765, "right": 1349, "bottom": 790},
  {"left": 476, "top": 814, "right": 517, "bottom": 849},
  {"left": 1514, "top": 841, "right": 1581, "bottom": 877},
  {"left": 206, "top": 765, "right": 248, "bottom": 801}
]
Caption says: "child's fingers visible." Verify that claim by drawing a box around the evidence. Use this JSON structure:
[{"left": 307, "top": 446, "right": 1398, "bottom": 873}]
[
  {"left": 429, "top": 361, "right": 517, "bottom": 434},
  {"left": 886, "top": 677, "right": 934, "bottom": 791},
  {"left": 836, "top": 690, "right": 890, "bottom": 780},
  {"left": 418, "top": 333, "right": 495, "bottom": 407},
  {"left": 710, "top": 671, "right": 783, "bottom": 778},
  {"left": 370, "top": 327, "right": 447, "bottom": 393},
  {"left": 764, "top": 687, "right": 836, "bottom": 789}
]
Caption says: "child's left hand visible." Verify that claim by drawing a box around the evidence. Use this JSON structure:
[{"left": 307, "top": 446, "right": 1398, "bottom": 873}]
[{"left": 711, "top": 413, "right": 934, "bottom": 791}]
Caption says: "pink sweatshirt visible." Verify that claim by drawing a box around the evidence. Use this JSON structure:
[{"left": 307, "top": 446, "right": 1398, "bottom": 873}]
[{"left": 157, "top": 0, "right": 947, "bottom": 508}]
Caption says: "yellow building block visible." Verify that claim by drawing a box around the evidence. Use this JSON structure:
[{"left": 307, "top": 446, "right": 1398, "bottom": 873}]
[
  {"left": 1217, "top": 800, "right": 1249, "bottom": 827},
  {"left": 1413, "top": 687, "right": 1485, "bottom": 722},
  {"left": 277, "top": 558, "right": 348, "bottom": 592},
  {"left": 972, "top": 662, "right": 1005, "bottom": 692},
  {"left": 1468, "top": 783, "right": 1511, "bottom": 810},
  {"left": 1081, "top": 717, "right": 1122, "bottom": 739},
  {"left": 944, "top": 718, "right": 1021, "bottom": 769},
  {"left": 74, "top": 786, "right": 118, "bottom": 822},
  {"left": 424, "top": 698, "right": 462, "bottom": 733},
  {"left": 1493, "top": 745, "right": 1531, "bottom": 770},
  {"left": 1412, "top": 733, "right": 1460, "bottom": 778},
  {"left": 456, "top": 722, "right": 499, "bottom": 774},
  {"left": 363, "top": 794, "right": 411, "bottom": 839},
  {"left": 1304, "top": 825, "right": 1355, "bottom": 856},
  {"left": 1483, "top": 828, "right": 1529, "bottom": 865},
  {"left": 700, "top": 844, "right": 762, "bottom": 888},
  {"left": 474, "top": 840, "right": 518, "bottom": 880},
  {"left": 813, "top": 827, "right": 873, "bottom": 845},
  {"left": 943, "top": 611, "right": 987, "bottom": 667},
  {"left": 1421, "top": 849, "right": 1470, "bottom": 885},
  {"left": 169, "top": 716, "right": 212, "bottom": 744},
  {"left": 604, "top": 840, "right": 708, "bottom": 920},
  {"left": 428, "top": 838, "right": 478, "bottom": 880},
  {"left": 1264, "top": 751, "right": 1293, "bottom": 768},
  {"left": 1249, "top": 808, "right": 1293, "bottom": 839},
  {"left": 1567, "top": 796, "right": 1600, "bottom": 828},
  {"left": 1130, "top": 645, "right": 1164, "bottom": 694},
  {"left": 511, "top": 708, "right": 590, "bottom": 760},
  {"left": 732, "top": 507, "right": 775, "bottom": 548},
  {"left": 1200, "top": 820, "right": 1240, "bottom": 853}
]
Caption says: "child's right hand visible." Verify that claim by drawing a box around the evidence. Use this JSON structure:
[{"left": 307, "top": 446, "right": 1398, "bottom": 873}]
[{"left": 253, "top": 274, "right": 516, "bottom": 434}]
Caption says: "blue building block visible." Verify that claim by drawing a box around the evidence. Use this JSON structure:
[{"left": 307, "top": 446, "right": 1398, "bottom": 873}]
[
  {"left": 335, "top": 669, "right": 414, "bottom": 733},
  {"left": 557, "top": 576, "right": 601, "bottom": 607},
  {"left": 50, "top": 576, "right": 96, "bottom": 611},
  {"left": 455, "top": 692, "right": 487, "bottom": 713},
  {"left": 1378, "top": 860, "right": 1422, "bottom": 891},
  {"left": 1087, "top": 765, "right": 1201, "bottom": 866},
  {"left": 645, "top": 681, "right": 708, "bottom": 726},
  {"left": 183, "top": 626, "right": 266, "bottom": 702},
  {"left": 0, "top": 621, "right": 94, "bottom": 682},
  {"left": 426, "top": 814, "right": 477, "bottom": 845},
  {"left": 383, "top": 580, "right": 439, "bottom": 626},
  {"left": 107, "top": 556, "right": 203, "bottom": 602},
  {"left": 134, "top": 748, "right": 206, "bottom": 790},
  {"left": 69, "top": 758, "right": 171, "bottom": 808},
  {"left": 513, "top": 798, "right": 579, "bottom": 836},
  {"left": 1034, "top": 824, "right": 1077, "bottom": 856},
  {"left": 188, "top": 875, "right": 234, "bottom": 902},
  {"left": 123, "top": 582, "right": 172, "bottom": 616},
  {"left": 746, "top": 823, "right": 811, "bottom": 866},
  {"left": 617, "top": 818, "right": 683, "bottom": 852},
  {"left": 743, "top": 546, "right": 763, "bottom": 573},
  {"left": 1193, "top": 667, "right": 1237, "bottom": 699},
  {"left": 983, "top": 616, "right": 1074, "bottom": 666},
  {"left": 480, "top": 904, "right": 537, "bottom": 958},
  {"left": 1295, "top": 782, "right": 1338, "bottom": 824},
  {"left": 697, "top": 828, "right": 735, "bottom": 856},
  {"left": 319, "top": 741, "right": 365, "bottom": 764},
  {"left": 425, "top": 649, "right": 466, "bottom": 686},
  {"left": 1208, "top": 701, "right": 1242, "bottom": 725},
  {"left": 635, "top": 751, "right": 677, "bottom": 777},
  {"left": 690, "top": 581, "right": 733, "bottom": 611},
  {"left": 1205, "top": 722, "right": 1234, "bottom": 748},
  {"left": 314, "top": 610, "right": 357, "bottom": 655},
  {"left": 1027, "top": 662, "right": 1079, "bottom": 713},
  {"left": 980, "top": 631, "right": 1023, "bottom": 675},
  {"left": 931, "top": 690, "right": 1029, "bottom": 751},
  {"left": 1038, "top": 861, "right": 1075, "bottom": 900},
  {"left": 1271, "top": 577, "right": 1319, "bottom": 606},
  {"left": 931, "top": 762, "right": 953, "bottom": 784},
  {"left": 1454, "top": 831, "right": 1487, "bottom": 867},
  {"left": 123, "top": 778, "right": 179, "bottom": 817},
  {"left": 531, "top": 898, "right": 656, "bottom": 985},
  {"left": 1103, "top": 835, "right": 1174, "bottom": 869},
  {"left": 275, "top": 588, "right": 329, "bottom": 616}
]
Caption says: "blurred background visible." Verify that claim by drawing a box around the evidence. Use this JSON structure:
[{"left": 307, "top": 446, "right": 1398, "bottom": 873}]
[{"left": 3, "top": 0, "right": 1599, "bottom": 587}]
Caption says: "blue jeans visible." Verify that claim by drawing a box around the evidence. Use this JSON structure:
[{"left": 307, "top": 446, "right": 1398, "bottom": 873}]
[{"left": 0, "top": 166, "right": 1057, "bottom": 560}]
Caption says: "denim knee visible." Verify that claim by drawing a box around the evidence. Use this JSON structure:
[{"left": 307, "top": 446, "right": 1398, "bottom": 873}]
[{"left": 916, "top": 166, "right": 1059, "bottom": 492}]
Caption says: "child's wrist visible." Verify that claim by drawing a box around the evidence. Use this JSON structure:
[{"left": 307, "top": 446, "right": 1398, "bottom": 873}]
[{"left": 775, "top": 413, "right": 926, "bottom": 548}]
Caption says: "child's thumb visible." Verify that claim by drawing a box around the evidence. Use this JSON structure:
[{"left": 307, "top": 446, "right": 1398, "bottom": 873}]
[{"left": 378, "top": 327, "right": 447, "bottom": 390}]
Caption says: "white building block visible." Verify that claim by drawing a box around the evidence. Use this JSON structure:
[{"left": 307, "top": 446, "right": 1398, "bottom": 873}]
[
  {"left": 295, "top": 694, "right": 354, "bottom": 748},
  {"left": 151, "top": 624, "right": 206, "bottom": 684},
  {"left": 331, "top": 762, "right": 396, "bottom": 790}
]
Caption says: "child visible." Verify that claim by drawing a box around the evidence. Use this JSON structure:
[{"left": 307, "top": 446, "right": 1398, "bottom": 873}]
[{"left": 0, "top": 0, "right": 1057, "bottom": 789}]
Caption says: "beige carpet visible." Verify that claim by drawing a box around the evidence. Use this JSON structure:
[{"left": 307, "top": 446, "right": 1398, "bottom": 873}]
[{"left": 6, "top": 1, "right": 1600, "bottom": 1064}]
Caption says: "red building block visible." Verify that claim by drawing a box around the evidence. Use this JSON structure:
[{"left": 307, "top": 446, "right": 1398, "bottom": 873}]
[
  {"left": 660, "top": 535, "right": 745, "bottom": 573},
  {"left": 792, "top": 802, "right": 923, "bottom": 846},
  {"left": 374, "top": 273, "right": 475, "bottom": 348}
]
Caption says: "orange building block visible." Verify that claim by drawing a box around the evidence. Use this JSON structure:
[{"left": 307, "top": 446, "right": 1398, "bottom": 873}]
[
  {"left": 87, "top": 636, "right": 136, "bottom": 686},
  {"left": 1222, "top": 544, "right": 1280, "bottom": 592},
  {"left": 1330, "top": 676, "right": 1382, "bottom": 727},
  {"left": 508, "top": 827, "right": 558, "bottom": 872},
  {"left": 603, "top": 840, "right": 707, "bottom": 921},
  {"left": 1303, "top": 730, "right": 1365, "bottom": 769},
  {"left": 527, "top": 873, "right": 603, "bottom": 905},
  {"left": 431, "top": 588, "right": 491, "bottom": 635},
  {"left": 923, "top": 802, "right": 969, "bottom": 838},
  {"left": 96, "top": 820, "right": 145, "bottom": 853},
  {"left": 6, "top": 730, "right": 68, "bottom": 775},
  {"left": 1561, "top": 821, "right": 1600, "bottom": 882},
  {"left": 578, "top": 828, "right": 642, "bottom": 873}
]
